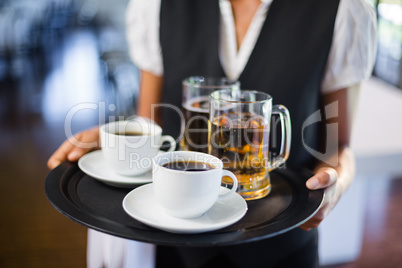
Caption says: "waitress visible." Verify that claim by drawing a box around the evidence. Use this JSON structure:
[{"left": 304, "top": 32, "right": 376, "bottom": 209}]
[{"left": 48, "top": 0, "right": 377, "bottom": 267}]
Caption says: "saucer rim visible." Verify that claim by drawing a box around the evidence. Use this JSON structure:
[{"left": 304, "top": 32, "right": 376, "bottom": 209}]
[
  {"left": 78, "top": 150, "right": 153, "bottom": 186},
  {"left": 122, "top": 184, "right": 248, "bottom": 234}
]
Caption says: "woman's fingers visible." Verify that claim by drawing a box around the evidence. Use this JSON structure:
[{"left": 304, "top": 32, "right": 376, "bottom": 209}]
[
  {"left": 47, "top": 127, "right": 100, "bottom": 169},
  {"left": 300, "top": 167, "right": 339, "bottom": 230},
  {"left": 47, "top": 139, "right": 75, "bottom": 169},
  {"left": 306, "top": 167, "right": 338, "bottom": 190},
  {"left": 67, "top": 128, "right": 100, "bottom": 160}
]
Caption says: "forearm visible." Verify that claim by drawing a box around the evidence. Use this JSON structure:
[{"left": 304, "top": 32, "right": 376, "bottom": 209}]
[
  {"left": 335, "top": 146, "right": 355, "bottom": 194},
  {"left": 137, "top": 70, "right": 164, "bottom": 124},
  {"left": 301, "top": 85, "right": 360, "bottom": 230},
  {"left": 315, "top": 84, "right": 360, "bottom": 194}
]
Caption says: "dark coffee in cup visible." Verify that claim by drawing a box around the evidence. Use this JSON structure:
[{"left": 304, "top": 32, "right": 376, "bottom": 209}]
[
  {"left": 112, "top": 131, "right": 150, "bottom": 136},
  {"left": 162, "top": 161, "right": 215, "bottom": 172}
]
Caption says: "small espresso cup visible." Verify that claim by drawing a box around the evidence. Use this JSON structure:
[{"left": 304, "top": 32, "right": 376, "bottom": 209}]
[
  {"left": 152, "top": 151, "right": 238, "bottom": 219},
  {"left": 100, "top": 117, "right": 176, "bottom": 176}
]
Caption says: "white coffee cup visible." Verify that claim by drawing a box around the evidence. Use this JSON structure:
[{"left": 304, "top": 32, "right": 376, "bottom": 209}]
[
  {"left": 100, "top": 117, "right": 176, "bottom": 176},
  {"left": 152, "top": 151, "right": 238, "bottom": 219}
]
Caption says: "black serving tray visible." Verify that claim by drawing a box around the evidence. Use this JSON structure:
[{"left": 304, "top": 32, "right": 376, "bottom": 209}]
[{"left": 45, "top": 161, "right": 323, "bottom": 247}]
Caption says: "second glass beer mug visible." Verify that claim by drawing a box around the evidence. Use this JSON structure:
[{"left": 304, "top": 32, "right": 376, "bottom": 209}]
[
  {"left": 181, "top": 76, "right": 240, "bottom": 153},
  {"left": 208, "top": 90, "right": 291, "bottom": 200}
]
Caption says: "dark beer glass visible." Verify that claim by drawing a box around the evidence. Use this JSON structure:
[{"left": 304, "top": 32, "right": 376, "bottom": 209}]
[{"left": 181, "top": 77, "right": 240, "bottom": 153}]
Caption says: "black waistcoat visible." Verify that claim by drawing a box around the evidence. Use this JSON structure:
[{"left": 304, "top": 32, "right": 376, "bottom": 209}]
[
  {"left": 159, "top": 1, "right": 340, "bottom": 265},
  {"left": 160, "top": 0, "right": 339, "bottom": 169}
]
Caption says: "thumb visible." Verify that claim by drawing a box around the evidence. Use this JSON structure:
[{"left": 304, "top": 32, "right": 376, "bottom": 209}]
[{"left": 306, "top": 167, "right": 338, "bottom": 190}]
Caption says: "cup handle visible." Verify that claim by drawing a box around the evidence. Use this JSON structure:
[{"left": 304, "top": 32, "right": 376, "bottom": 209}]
[
  {"left": 159, "top": 135, "right": 177, "bottom": 152},
  {"left": 270, "top": 105, "right": 291, "bottom": 170},
  {"left": 218, "top": 170, "right": 238, "bottom": 200}
]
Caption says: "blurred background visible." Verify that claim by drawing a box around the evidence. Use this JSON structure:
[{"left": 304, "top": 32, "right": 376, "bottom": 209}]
[{"left": 0, "top": 0, "right": 401, "bottom": 267}]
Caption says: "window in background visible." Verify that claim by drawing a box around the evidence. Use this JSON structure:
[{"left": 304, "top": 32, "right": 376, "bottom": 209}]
[{"left": 374, "top": 0, "right": 402, "bottom": 89}]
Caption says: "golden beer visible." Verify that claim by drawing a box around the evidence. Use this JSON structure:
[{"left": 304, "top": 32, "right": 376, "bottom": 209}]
[
  {"left": 209, "top": 112, "right": 271, "bottom": 200},
  {"left": 208, "top": 90, "right": 291, "bottom": 200}
]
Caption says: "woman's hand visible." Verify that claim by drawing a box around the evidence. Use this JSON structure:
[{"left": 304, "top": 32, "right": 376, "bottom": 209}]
[
  {"left": 299, "top": 167, "right": 341, "bottom": 231},
  {"left": 299, "top": 146, "right": 355, "bottom": 231},
  {"left": 299, "top": 85, "right": 360, "bottom": 230},
  {"left": 47, "top": 126, "right": 100, "bottom": 169}
]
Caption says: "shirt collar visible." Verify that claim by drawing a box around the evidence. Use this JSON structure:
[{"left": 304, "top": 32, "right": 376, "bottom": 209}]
[
  {"left": 219, "top": 0, "right": 273, "bottom": 6},
  {"left": 261, "top": 0, "right": 273, "bottom": 4}
]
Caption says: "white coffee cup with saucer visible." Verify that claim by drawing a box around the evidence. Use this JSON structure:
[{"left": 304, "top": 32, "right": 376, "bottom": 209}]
[
  {"left": 99, "top": 117, "right": 176, "bottom": 176},
  {"left": 152, "top": 151, "right": 238, "bottom": 219}
]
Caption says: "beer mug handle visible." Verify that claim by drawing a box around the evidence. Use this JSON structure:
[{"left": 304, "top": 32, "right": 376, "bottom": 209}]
[
  {"left": 270, "top": 105, "right": 291, "bottom": 170},
  {"left": 218, "top": 170, "right": 238, "bottom": 200},
  {"left": 160, "top": 135, "right": 177, "bottom": 152}
]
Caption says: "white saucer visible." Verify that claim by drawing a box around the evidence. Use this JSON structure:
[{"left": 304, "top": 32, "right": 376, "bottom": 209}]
[
  {"left": 78, "top": 150, "right": 153, "bottom": 188},
  {"left": 122, "top": 184, "right": 248, "bottom": 234}
]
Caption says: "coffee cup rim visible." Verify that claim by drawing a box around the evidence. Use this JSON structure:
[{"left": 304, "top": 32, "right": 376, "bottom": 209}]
[
  {"left": 153, "top": 151, "right": 223, "bottom": 173},
  {"left": 100, "top": 119, "right": 162, "bottom": 137}
]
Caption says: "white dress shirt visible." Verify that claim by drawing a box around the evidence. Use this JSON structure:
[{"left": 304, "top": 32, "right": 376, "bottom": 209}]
[{"left": 126, "top": 0, "right": 377, "bottom": 93}]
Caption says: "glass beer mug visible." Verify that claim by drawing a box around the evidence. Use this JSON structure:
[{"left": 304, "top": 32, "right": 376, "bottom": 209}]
[
  {"left": 181, "top": 76, "right": 240, "bottom": 153},
  {"left": 208, "top": 89, "right": 291, "bottom": 200}
]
